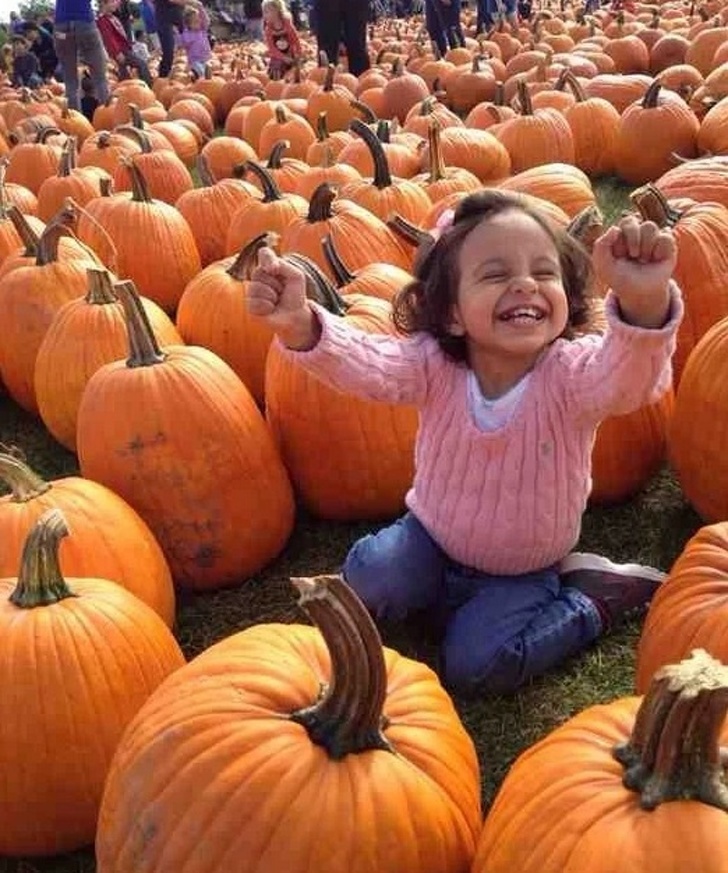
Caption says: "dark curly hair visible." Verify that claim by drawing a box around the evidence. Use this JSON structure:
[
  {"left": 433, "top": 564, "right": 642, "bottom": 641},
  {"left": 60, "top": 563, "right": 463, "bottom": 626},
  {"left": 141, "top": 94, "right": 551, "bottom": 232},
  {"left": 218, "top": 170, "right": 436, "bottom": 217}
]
[{"left": 392, "top": 189, "right": 595, "bottom": 363}]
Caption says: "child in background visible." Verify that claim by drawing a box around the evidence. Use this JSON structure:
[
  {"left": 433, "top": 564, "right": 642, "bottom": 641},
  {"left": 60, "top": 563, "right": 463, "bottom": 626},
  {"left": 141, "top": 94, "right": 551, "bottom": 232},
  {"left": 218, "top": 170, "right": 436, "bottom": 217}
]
[
  {"left": 97, "top": 0, "right": 153, "bottom": 86},
  {"left": 11, "top": 36, "right": 42, "bottom": 87},
  {"left": 131, "top": 28, "right": 150, "bottom": 63},
  {"left": 263, "top": 0, "right": 301, "bottom": 77},
  {"left": 178, "top": 0, "right": 212, "bottom": 79},
  {"left": 245, "top": 189, "right": 684, "bottom": 698}
]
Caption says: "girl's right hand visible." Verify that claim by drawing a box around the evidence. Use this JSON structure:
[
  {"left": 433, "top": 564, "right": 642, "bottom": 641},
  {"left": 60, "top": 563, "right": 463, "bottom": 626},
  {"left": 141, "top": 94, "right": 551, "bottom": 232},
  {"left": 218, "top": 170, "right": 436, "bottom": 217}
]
[{"left": 247, "top": 246, "right": 320, "bottom": 350}]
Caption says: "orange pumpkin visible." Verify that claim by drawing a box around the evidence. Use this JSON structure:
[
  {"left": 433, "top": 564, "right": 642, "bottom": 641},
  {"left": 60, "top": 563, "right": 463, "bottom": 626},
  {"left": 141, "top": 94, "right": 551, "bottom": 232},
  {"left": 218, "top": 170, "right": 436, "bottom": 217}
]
[
  {"left": 96, "top": 574, "right": 482, "bottom": 873},
  {"left": 0, "top": 509, "right": 184, "bottom": 857},
  {"left": 473, "top": 649, "right": 728, "bottom": 873},
  {"left": 0, "top": 451, "right": 176, "bottom": 625},
  {"left": 77, "top": 280, "right": 295, "bottom": 590}
]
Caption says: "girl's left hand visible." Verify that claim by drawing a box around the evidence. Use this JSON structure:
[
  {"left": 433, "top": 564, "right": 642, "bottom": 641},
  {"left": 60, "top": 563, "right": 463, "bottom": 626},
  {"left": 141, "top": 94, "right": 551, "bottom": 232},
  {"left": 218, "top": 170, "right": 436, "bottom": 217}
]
[{"left": 591, "top": 214, "right": 677, "bottom": 329}]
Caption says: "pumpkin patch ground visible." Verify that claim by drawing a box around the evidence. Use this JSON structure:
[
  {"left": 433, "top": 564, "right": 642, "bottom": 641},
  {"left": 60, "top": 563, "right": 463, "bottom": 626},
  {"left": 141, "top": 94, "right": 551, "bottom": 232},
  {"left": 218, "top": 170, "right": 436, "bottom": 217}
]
[{"left": 0, "top": 176, "right": 704, "bottom": 873}]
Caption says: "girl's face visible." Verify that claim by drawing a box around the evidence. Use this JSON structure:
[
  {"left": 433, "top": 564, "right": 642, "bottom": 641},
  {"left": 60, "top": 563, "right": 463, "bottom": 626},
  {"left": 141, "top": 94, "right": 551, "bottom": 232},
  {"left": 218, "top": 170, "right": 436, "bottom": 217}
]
[
  {"left": 187, "top": 10, "right": 201, "bottom": 28},
  {"left": 264, "top": 6, "right": 282, "bottom": 24},
  {"left": 449, "top": 209, "right": 569, "bottom": 385}
]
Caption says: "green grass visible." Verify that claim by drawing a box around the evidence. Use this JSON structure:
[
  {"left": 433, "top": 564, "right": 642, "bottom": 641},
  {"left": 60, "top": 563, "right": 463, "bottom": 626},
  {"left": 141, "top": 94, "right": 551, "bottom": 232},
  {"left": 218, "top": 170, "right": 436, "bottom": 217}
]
[{"left": 0, "top": 176, "right": 704, "bottom": 872}]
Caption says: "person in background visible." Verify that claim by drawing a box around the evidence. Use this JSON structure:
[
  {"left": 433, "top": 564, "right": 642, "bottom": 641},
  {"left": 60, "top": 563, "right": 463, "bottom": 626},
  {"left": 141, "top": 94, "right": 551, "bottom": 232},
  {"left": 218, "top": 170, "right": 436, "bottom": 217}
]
[
  {"left": 0, "top": 42, "right": 13, "bottom": 78},
  {"left": 263, "top": 0, "right": 301, "bottom": 76},
  {"left": 289, "top": 0, "right": 303, "bottom": 28},
  {"left": 313, "top": 0, "right": 370, "bottom": 75},
  {"left": 154, "top": 0, "right": 186, "bottom": 77},
  {"left": 53, "top": 0, "right": 110, "bottom": 111},
  {"left": 80, "top": 71, "right": 99, "bottom": 121},
  {"left": 177, "top": 0, "right": 212, "bottom": 78},
  {"left": 243, "top": 0, "right": 264, "bottom": 41},
  {"left": 24, "top": 21, "right": 58, "bottom": 80},
  {"left": 97, "top": 0, "right": 153, "bottom": 84},
  {"left": 11, "top": 35, "right": 42, "bottom": 87},
  {"left": 424, "top": 0, "right": 465, "bottom": 55},
  {"left": 140, "top": 0, "right": 161, "bottom": 52},
  {"left": 9, "top": 12, "right": 26, "bottom": 36},
  {"left": 131, "top": 27, "right": 151, "bottom": 61},
  {"left": 115, "top": 0, "right": 133, "bottom": 39}
]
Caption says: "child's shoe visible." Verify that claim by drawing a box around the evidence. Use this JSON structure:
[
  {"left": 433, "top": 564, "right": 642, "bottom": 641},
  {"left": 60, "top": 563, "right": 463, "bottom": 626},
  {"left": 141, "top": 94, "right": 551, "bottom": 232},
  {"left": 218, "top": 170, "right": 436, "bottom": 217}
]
[{"left": 559, "top": 552, "right": 665, "bottom": 631}]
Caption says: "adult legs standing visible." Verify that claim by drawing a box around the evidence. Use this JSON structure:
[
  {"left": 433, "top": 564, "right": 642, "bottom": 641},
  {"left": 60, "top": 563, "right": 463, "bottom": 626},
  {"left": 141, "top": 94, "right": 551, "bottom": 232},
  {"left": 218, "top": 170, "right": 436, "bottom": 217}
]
[
  {"left": 156, "top": 12, "right": 181, "bottom": 77},
  {"left": 341, "top": 0, "right": 370, "bottom": 75},
  {"left": 424, "top": 0, "right": 448, "bottom": 54},
  {"left": 313, "top": 0, "right": 343, "bottom": 66},
  {"left": 54, "top": 21, "right": 109, "bottom": 110}
]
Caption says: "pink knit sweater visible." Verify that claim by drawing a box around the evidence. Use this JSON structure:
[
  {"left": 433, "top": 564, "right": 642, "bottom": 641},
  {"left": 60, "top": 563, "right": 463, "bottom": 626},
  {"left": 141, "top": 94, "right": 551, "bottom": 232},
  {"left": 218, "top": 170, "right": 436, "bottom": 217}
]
[{"left": 279, "top": 286, "right": 683, "bottom": 575}]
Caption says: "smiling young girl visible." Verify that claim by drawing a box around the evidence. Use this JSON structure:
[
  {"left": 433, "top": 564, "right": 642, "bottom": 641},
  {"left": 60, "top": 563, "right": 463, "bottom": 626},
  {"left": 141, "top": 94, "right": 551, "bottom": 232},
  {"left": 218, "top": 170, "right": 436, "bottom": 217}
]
[{"left": 245, "top": 189, "right": 683, "bottom": 697}]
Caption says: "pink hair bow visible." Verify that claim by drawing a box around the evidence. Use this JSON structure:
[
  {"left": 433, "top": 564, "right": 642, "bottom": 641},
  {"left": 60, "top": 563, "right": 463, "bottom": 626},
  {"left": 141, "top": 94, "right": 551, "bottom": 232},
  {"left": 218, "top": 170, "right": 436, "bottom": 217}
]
[{"left": 430, "top": 207, "right": 455, "bottom": 241}]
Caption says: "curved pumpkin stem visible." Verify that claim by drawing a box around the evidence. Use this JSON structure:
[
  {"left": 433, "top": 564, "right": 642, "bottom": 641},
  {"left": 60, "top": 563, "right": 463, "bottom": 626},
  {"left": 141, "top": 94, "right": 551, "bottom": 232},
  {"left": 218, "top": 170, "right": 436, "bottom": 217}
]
[
  {"left": 121, "top": 157, "right": 153, "bottom": 203},
  {"left": 425, "top": 118, "right": 448, "bottom": 183},
  {"left": 227, "top": 232, "right": 275, "bottom": 282},
  {"left": 115, "top": 125, "right": 153, "bottom": 154},
  {"left": 315, "top": 111, "right": 331, "bottom": 143},
  {"left": 36, "top": 209, "right": 79, "bottom": 266},
  {"left": 114, "top": 279, "right": 166, "bottom": 367},
  {"left": 614, "top": 649, "right": 728, "bottom": 811},
  {"left": 0, "top": 452, "right": 51, "bottom": 501},
  {"left": 7, "top": 204, "right": 41, "bottom": 257},
  {"left": 322, "top": 234, "right": 357, "bottom": 286},
  {"left": 58, "top": 136, "right": 79, "bottom": 177},
  {"left": 388, "top": 213, "right": 433, "bottom": 247},
  {"left": 641, "top": 80, "right": 663, "bottom": 108},
  {"left": 630, "top": 184, "right": 682, "bottom": 228},
  {"left": 349, "top": 117, "right": 393, "bottom": 190},
  {"left": 284, "top": 252, "right": 349, "bottom": 315},
  {"left": 515, "top": 78, "right": 535, "bottom": 116},
  {"left": 9, "top": 508, "right": 76, "bottom": 608},
  {"left": 244, "top": 160, "right": 284, "bottom": 203},
  {"left": 290, "top": 575, "right": 393, "bottom": 760},
  {"left": 266, "top": 139, "right": 292, "bottom": 170}
]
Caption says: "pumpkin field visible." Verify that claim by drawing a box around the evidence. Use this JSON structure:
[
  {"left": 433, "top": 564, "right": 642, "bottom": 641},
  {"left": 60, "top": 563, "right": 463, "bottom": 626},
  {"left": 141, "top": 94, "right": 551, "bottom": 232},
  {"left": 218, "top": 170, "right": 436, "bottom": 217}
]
[{"left": 2, "top": 0, "right": 728, "bottom": 869}]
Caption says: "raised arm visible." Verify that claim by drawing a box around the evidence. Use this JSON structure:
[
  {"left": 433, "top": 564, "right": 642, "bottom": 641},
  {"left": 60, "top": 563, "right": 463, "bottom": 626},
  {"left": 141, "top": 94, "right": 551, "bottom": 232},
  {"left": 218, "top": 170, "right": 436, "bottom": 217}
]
[{"left": 246, "top": 247, "right": 430, "bottom": 405}]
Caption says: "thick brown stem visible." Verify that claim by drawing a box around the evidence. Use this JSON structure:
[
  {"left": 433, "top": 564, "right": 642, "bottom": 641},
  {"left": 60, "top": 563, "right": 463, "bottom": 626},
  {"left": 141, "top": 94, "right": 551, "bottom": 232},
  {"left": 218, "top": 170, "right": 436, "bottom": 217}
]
[
  {"left": 567, "top": 204, "right": 604, "bottom": 251},
  {"left": 226, "top": 232, "right": 275, "bottom": 281},
  {"left": 642, "top": 79, "right": 662, "bottom": 108},
  {"left": 516, "top": 78, "right": 534, "bottom": 115},
  {"left": 115, "top": 125, "right": 153, "bottom": 154},
  {"left": 58, "top": 136, "right": 78, "bottom": 177},
  {"left": 388, "top": 213, "right": 433, "bottom": 247},
  {"left": 322, "top": 234, "right": 356, "bottom": 286},
  {"left": 350, "top": 99, "right": 377, "bottom": 124},
  {"left": 266, "top": 140, "right": 291, "bottom": 169},
  {"left": 85, "top": 268, "right": 118, "bottom": 305},
  {"left": 307, "top": 183, "right": 337, "bottom": 222},
  {"left": 9, "top": 509, "right": 76, "bottom": 608},
  {"left": 244, "top": 159, "right": 284, "bottom": 202},
  {"left": 0, "top": 453, "right": 51, "bottom": 501},
  {"left": 630, "top": 183, "right": 681, "bottom": 228},
  {"left": 7, "top": 204, "right": 41, "bottom": 257},
  {"left": 426, "top": 118, "right": 447, "bottom": 183},
  {"left": 349, "top": 117, "right": 392, "bottom": 189},
  {"left": 283, "top": 253, "right": 349, "bottom": 315},
  {"left": 121, "top": 157, "right": 153, "bottom": 203},
  {"left": 36, "top": 214, "right": 78, "bottom": 266},
  {"left": 613, "top": 649, "right": 728, "bottom": 811},
  {"left": 289, "top": 576, "right": 393, "bottom": 760},
  {"left": 315, "top": 111, "right": 330, "bottom": 142},
  {"left": 114, "top": 279, "right": 166, "bottom": 367},
  {"left": 38, "top": 126, "right": 62, "bottom": 144},
  {"left": 564, "top": 70, "right": 587, "bottom": 102}
]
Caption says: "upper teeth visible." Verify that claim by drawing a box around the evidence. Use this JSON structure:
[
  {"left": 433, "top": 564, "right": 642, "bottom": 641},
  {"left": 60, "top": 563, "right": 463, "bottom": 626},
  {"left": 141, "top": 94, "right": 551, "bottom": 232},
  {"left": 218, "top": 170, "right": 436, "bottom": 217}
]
[{"left": 503, "top": 307, "right": 542, "bottom": 319}]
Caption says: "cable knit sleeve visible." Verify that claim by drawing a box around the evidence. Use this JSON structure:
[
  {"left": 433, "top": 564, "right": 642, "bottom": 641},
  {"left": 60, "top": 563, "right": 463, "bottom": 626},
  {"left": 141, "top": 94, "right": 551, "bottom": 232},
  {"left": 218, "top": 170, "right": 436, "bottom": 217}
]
[
  {"left": 556, "top": 281, "right": 684, "bottom": 422},
  {"left": 272, "top": 302, "right": 431, "bottom": 405}
]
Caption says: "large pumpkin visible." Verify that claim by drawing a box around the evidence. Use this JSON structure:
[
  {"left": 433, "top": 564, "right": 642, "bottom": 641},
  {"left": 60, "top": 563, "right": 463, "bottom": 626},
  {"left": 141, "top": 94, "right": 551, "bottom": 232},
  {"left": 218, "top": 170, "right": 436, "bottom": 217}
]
[
  {"left": 264, "top": 259, "right": 418, "bottom": 521},
  {"left": 77, "top": 280, "right": 295, "bottom": 590},
  {"left": 0, "top": 509, "right": 185, "bottom": 857},
  {"left": 668, "top": 316, "right": 728, "bottom": 521},
  {"left": 95, "top": 575, "right": 482, "bottom": 873},
  {"left": 0, "top": 450, "right": 175, "bottom": 625},
  {"left": 636, "top": 523, "right": 728, "bottom": 692},
  {"left": 473, "top": 649, "right": 728, "bottom": 873}
]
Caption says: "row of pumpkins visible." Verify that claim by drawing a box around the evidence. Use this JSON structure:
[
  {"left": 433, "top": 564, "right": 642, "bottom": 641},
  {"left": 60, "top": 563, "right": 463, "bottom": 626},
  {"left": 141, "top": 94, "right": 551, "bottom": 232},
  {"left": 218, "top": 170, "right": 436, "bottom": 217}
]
[{"left": 0, "top": 2, "right": 728, "bottom": 869}]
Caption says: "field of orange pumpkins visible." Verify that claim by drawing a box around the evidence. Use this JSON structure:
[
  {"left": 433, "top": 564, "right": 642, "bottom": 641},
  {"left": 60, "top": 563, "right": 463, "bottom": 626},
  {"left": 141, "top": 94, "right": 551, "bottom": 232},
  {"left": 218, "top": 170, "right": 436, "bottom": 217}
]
[{"left": 2, "top": 1, "right": 728, "bottom": 870}]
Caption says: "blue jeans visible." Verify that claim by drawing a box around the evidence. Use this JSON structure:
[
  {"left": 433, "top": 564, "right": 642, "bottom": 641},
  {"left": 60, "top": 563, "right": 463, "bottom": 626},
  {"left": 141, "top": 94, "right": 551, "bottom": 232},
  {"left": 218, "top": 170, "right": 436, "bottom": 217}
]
[
  {"left": 343, "top": 513, "right": 602, "bottom": 696},
  {"left": 424, "top": 0, "right": 465, "bottom": 55},
  {"left": 53, "top": 21, "right": 110, "bottom": 111}
]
